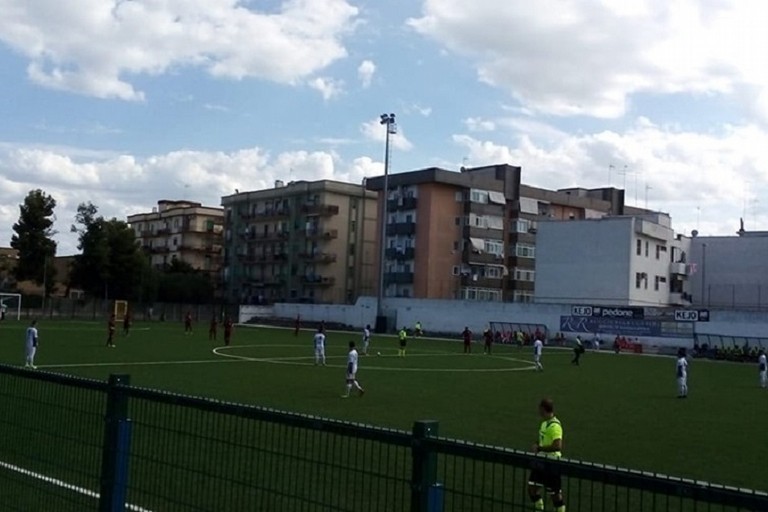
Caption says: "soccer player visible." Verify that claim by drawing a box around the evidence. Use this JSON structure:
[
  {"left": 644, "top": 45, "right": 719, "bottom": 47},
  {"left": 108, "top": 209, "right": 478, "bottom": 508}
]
[
  {"left": 223, "top": 317, "right": 233, "bottom": 346},
  {"left": 676, "top": 347, "right": 689, "bottom": 398},
  {"left": 483, "top": 327, "right": 493, "bottom": 355},
  {"left": 24, "top": 319, "right": 39, "bottom": 369},
  {"left": 362, "top": 324, "right": 371, "bottom": 355},
  {"left": 184, "top": 311, "right": 193, "bottom": 334},
  {"left": 342, "top": 341, "right": 365, "bottom": 398},
  {"left": 398, "top": 326, "right": 408, "bottom": 357},
  {"left": 571, "top": 336, "right": 584, "bottom": 365},
  {"left": 462, "top": 326, "right": 472, "bottom": 354},
  {"left": 106, "top": 314, "right": 116, "bottom": 348},
  {"left": 209, "top": 315, "right": 218, "bottom": 341},
  {"left": 314, "top": 328, "right": 326, "bottom": 366},
  {"left": 759, "top": 350, "right": 767, "bottom": 389},
  {"left": 123, "top": 310, "right": 132, "bottom": 337},
  {"left": 294, "top": 314, "right": 301, "bottom": 337},
  {"left": 415, "top": 321, "right": 424, "bottom": 337},
  {"left": 528, "top": 398, "right": 566, "bottom": 512},
  {"left": 533, "top": 337, "right": 544, "bottom": 371},
  {"left": 516, "top": 331, "right": 524, "bottom": 350}
]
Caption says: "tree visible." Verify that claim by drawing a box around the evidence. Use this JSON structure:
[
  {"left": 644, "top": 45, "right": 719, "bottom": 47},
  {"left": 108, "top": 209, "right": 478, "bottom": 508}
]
[
  {"left": 10, "top": 190, "right": 57, "bottom": 295},
  {"left": 71, "top": 202, "right": 147, "bottom": 301}
]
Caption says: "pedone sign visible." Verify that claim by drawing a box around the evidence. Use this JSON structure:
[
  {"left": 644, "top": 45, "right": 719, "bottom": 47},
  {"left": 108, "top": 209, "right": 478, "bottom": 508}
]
[{"left": 571, "top": 305, "right": 644, "bottom": 320}]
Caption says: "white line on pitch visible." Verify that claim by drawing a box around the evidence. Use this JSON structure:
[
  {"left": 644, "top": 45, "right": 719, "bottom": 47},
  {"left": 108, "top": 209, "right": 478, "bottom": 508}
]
[
  {"left": 36, "top": 359, "right": 243, "bottom": 369},
  {"left": 0, "top": 460, "right": 153, "bottom": 512}
]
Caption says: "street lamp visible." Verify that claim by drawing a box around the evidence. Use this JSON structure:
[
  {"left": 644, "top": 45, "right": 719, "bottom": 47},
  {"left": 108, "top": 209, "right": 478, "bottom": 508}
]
[{"left": 376, "top": 113, "right": 396, "bottom": 333}]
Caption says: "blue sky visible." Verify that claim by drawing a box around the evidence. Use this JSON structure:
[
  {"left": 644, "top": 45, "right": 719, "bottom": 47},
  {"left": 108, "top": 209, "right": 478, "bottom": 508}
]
[{"left": 1, "top": 0, "right": 768, "bottom": 254}]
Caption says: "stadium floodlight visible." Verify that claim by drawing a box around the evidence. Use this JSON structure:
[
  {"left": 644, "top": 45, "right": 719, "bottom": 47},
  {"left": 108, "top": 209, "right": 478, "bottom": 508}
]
[{"left": 376, "top": 113, "right": 397, "bottom": 333}]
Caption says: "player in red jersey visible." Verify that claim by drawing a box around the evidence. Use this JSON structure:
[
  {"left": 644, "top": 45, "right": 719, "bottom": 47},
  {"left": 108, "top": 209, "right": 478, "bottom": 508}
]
[
  {"left": 462, "top": 327, "right": 472, "bottom": 354},
  {"left": 483, "top": 327, "right": 493, "bottom": 355},
  {"left": 209, "top": 315, "right": 218, "bottom": 341},
  {"left": 184, "top": 311, "right": 193, "bottom": 335},
  {"left": 122, "top": 311, "right": 132, "bottom": 337},
  {"left": 106, "top": 314, "right": 116, "bottom": 348},
  {"left": 224, "top": 317, "right": 234, "bottom": 346}
]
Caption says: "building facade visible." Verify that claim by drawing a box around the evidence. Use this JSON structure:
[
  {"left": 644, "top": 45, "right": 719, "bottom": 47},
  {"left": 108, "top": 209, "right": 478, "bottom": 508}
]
[
  {"left": 534, "top": 214, "right": 692, "bottom": 307},
  {"left": 128, "top": 200, "right": 225, "bottom": 279},
  {"left": 366, "top": 164, "right": 637, "bottom": 302},
  {"left": 689, "top": 229, "right": 768, "bottom": 310},
  {"left": 221, "top": 180, "right": 378, "bottom": 304}
]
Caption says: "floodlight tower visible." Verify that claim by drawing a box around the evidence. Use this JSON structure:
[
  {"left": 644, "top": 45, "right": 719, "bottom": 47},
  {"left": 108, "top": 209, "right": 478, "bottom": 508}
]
[{"left": 376, "top": 113, "right": 397, "bottom": 332}]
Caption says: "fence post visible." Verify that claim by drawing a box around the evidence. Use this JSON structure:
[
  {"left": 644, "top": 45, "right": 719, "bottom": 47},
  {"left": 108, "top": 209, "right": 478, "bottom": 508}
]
[
  {"left": 411, "top": 420, "right": 441, "bottom": 512},
  {"left": 99, "top": 374, "right": 132, "bottom": 512}
]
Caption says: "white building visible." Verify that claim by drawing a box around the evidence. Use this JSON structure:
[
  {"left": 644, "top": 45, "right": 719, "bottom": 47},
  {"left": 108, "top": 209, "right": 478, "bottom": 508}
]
[{"left": 534, "top": 214, "right": 692, "bottom": 307}]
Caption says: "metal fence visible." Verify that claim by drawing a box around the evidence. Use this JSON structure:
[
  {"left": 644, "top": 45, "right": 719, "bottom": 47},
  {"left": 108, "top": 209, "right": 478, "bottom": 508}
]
[{"left": 0, "top": 365, "right": 766, "bottom": 512}]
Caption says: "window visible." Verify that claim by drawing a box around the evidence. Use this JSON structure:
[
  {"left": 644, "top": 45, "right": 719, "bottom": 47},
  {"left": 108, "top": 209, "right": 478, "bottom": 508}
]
[
  {"left": 636, "top": 239, "right": 642, "bottom": 256},
  {"left": 350, "top": 220, "right": 356, "bottom": 233},
  {"left": 485, "top": 266, "right": 503, "bottom": 279},
  {"left": 460, "top": 287, "right": 502, "bottom": 302},
  {"left": 453, "top": 241, "right": 460, "bottom": 251},
  {"left": 349, "top": 244, "right": 356, "bottom": 256},
  {"left": 654, "top": 276, "right": 660, "bottom": 291},
  {"left": 515, "top": 244, "right": 536, "bottom": 258},
  {"left": 455, "top": 217, "right": 461, "bottom": 226},
  {"left": 645, "top": 241, "right": 649, "bottom": 257},
  {"left": 405, "top": 214, "right": 413, "bottom": 223},
  {"left": 513, "top": 291, "right": 534, "bottom": 303},
  {"left": 455, "top": 191, "right": 464, "bottom": 202},
  {"left": 516, "top": 219, "right": 530, "bottom": 233},
  {"left": 655, "top": 245, "right": 660, "bottom": 260},
  {"left": 514, "top": 268, "right": 535, "bottom": 282},
  {"left": 635, "top": 273, "right": 643, "bottom": 289},
  {"left": 469, "top": 189, "right": 489, "bottom": 204},
  {"left": 452, "top": 266, "right": 460, "bottom": 276},
  {"left": 484, "top": 239, "right": 504, "bottom": 256}
]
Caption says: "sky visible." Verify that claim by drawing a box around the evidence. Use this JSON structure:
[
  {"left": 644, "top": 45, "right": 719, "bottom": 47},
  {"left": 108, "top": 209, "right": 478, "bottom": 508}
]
[{"left": 2, "top": 0, "right": 768, "bottom": 255}]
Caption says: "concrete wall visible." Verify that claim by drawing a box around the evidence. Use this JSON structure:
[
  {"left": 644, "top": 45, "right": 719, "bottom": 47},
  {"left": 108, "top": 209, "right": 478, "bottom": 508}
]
[
  {"left": 690, "top": 236, "right": 768, "bottom": 310},
  {"left": 535, "top": 218, "right": 632, "bottom": 305},
  {"left": 695, "top": 310, "right": 768, "bottom": 338}
]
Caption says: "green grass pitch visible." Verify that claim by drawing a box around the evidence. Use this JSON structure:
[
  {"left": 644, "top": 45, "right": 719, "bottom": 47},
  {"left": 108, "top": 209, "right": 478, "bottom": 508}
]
[{"left": 0, "top": 318, "right": 766, "bottom": 496}]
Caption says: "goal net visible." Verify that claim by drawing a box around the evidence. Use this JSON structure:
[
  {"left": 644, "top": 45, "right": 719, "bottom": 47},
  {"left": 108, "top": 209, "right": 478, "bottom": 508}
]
[
  {"left": 113, "top": 300, "right": 129, "bottom": 321},
  {"left": 0, "top": 293, "right": 21, "bottom": 321}
]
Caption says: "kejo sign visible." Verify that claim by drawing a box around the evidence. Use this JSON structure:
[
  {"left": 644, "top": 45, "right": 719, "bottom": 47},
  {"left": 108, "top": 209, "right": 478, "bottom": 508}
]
[
  {"left": 674, "top": 310, "right": 710, "bottom": 322},
  {"left": 571, "top": 306, "right": 645, "bottom": 320}
]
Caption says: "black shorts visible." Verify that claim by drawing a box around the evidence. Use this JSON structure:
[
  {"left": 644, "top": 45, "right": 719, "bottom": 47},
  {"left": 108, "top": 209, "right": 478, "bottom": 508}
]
[
  {"left": 528, "top": 469, "right": 562, "bottom": 494},
  {"left": 399, "top": 340, "right": 407, "bottom": 348}
]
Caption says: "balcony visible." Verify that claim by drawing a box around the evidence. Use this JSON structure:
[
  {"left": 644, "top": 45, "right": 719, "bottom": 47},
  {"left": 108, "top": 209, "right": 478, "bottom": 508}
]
[
  {"left": 302, "top": 204, "right": 339, "bottom": 216},
  {"left": 156, "top": 228, "right": 171, "bottom": 235},
  {"left": 385, "top": 247, "right": 415, "bottom": 260},
  {"left": 670, "top": 262, "right": 689, "bottom": 276},
  {"left": 387, "top": 197, "right": 418, "bottom": 211},
  {"left": 179, "top": 244, "right": 223, "bottom": 254},
  {"left": 386, "top": 222, "right": 416, "bottom": 236},
  {"left": 304, "top": 228, "right": 338, "bottom": 240},
  {"left": 461, "top": 275, "right": 503, "bottom": 289},
  {"left": 249, "top": 275, "right": 286, "bottom": 287},
  {"left": 301, "top": 275, "right": 336, "bottom": 287},
  {"left": 263, "top": 252, "right": 289, "bottom": 262},
  {"left": 384, "top": 272, "right": 414, "bottom": 285},
  {"left": 150, "top": 246, "right": 171, "bottom": 254},
  {"left": 463, "top": 249, "right": 504, "bottom": 265},
  {"left": 299, "top": 252, "right": 337, "bottom": 264}
]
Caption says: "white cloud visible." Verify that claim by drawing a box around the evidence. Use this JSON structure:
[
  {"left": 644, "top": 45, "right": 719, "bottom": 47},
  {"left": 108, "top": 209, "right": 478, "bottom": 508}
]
[
  {"left": 453, "top": 118, "right": 768, "bottom": 236},
  {"left": 308, "top": 76, "right": 345, "bottom": 100},
  {"left": 0, "top": 143, "right": 383, "bottom": 255},
  {"left": 0, "top": 0, "right": 359, "bottom": 100},
  {"left": 357, "top": 60, "right": 376, "bottom": 88},
  {"left": 360, "top": 118, "right": 414, "bottom": 151},
  {"left": 203, "top": 103, "right": 230, "bottom": 112},
  {"left": 410, "top": 0, "right": 768, "bottom": 118},
  {"left": 464, "top": 117, "right": 496, "bottom": 133}
]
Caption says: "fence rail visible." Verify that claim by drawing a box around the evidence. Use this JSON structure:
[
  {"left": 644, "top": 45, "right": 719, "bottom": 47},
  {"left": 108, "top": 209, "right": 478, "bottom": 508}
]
[{"left": 0, "top": 365, "right": 766, "bottom": 511}]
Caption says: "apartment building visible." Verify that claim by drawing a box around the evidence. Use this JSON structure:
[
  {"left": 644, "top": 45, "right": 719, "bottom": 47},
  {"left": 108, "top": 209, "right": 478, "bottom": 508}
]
[
  {"left": 221, "top": 180, "right": 378, "bottom": 304},
  {"left": 534, "top": 214, "right": 692, "bottom": 307},
  {"left": 128, "top": 200, "right": 225, "bottom": 277},
  {"left": 366, "top": 164, "right": 641, "bottom": 302}
]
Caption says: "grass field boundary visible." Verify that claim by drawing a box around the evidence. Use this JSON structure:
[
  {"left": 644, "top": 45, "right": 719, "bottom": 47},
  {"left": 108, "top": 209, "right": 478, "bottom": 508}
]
[{"left": 0, "top": 459, "right": 153, "bottom": 512}]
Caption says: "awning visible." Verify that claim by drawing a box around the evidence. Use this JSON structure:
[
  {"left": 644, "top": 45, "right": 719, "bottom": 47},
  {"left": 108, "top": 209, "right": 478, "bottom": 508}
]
[
  {"left": 488, "top": 191, "right": 506, "bottom": 205},
  {"left": 469, "top": 237, "right": 485, "bottom": 252},
  {"left": 519, "top": 197, "right": 539, "bottom": 214}
]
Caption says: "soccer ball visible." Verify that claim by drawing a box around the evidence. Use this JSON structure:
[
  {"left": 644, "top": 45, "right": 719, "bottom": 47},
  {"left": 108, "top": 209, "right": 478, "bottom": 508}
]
[{"left": 377, "top": 351, "right": 382, "bottom": 356}]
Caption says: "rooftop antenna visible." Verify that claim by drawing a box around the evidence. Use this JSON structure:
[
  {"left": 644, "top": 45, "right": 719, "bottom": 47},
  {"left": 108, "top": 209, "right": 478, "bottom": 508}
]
[
  {"left": 696, "top": 206, "right": 701, "bottom": 232},
  {"left": 608, "top": 164, "right": 615, "bottom": 186},
  {"left": 644, "top": 182, "right": 651, "bottom": 210}
]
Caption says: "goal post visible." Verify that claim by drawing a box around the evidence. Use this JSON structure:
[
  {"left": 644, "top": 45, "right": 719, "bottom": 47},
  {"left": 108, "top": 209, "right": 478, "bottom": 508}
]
[
  {"left": 113, "top": 300, "right": 129, "bottom": 321},
  {"left": 0, "top": 293, "right": 22, "bottom": 321}
]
